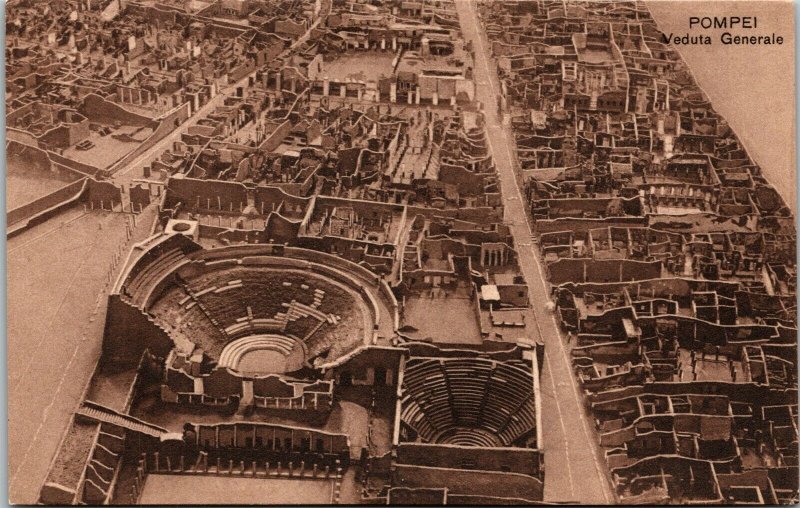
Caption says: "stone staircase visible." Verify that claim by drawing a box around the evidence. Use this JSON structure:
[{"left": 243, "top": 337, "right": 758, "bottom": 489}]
[
  {"left": 76, "top": 402, "right": 169, "bottom": 438},
  {"left": 403, "top": 241, "right": 420, "bottom": 271}
]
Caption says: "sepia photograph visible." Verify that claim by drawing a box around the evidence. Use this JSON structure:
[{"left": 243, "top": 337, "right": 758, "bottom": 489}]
[{"left": 4, "top": 0, "right": 798, "bottom": 505}]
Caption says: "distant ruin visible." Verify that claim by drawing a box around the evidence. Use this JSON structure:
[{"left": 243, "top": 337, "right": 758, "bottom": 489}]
[{"left": 6, "top": 0, "right": 796, "bottom": 505}]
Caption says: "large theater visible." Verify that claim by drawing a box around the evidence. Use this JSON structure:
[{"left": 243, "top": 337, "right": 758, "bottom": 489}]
[
  {"left": 39, "top": 224, "right": 544, "bottom": 505},
  {"left": 110, "top": 234, "right": 394, "bottom": 410},
  {"left": 13, "top": 0, "right": 796, "bottom": 504}
]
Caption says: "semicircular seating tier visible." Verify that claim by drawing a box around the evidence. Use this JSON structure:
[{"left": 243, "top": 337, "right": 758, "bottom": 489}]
[
  {"left": 400, "top": 357, "right": 537, "bottom": 448},
  {"left": 115, "top": 236, "right": 394, "bottom": 370},
  {"left": 217, "top": 334, "right": 308, "bottom": 375}
]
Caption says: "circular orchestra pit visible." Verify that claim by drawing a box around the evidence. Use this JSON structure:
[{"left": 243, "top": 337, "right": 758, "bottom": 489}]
[{"left": 121, "top": 239, "right": 380, "bottom": 376}]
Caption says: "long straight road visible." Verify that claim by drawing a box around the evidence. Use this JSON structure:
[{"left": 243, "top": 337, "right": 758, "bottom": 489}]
[
  {"left": 455, "top": 1, "right": 616, "bottom": 503},
  {"left": 112, "top": 0, "right": 329, "bottom": 187}
]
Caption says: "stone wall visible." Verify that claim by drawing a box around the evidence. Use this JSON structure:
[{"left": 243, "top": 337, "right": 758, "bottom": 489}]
[{"left": 396, "top": 442, "right": 542, "bottom": 477}]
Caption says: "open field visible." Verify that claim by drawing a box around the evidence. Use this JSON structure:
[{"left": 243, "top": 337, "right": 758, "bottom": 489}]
[
  {"left": 138, "top": 475, "right": 335, "bottom": 504},
  {"left": 7, "top": 205, "right": 157, "bottom": 503},
  {"left": 6, "top": 157, "right": 82, "bottom": 211}
]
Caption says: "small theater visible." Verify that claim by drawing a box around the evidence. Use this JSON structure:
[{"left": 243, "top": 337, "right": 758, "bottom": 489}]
[{"left": 39, "top": 231, "right": 544, "bottom": 505}]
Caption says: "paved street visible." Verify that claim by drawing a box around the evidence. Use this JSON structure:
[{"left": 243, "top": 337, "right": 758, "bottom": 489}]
[
  {"left": 112, "top": 70, "right": 256, "bottom": 185},
  {"left": 6, "top": 1, "right": 616, "bottom": 501},
  {"left": 456, "top": 1, "right": 616, "bottom": 503},
  {"left": 112, "top": 1, "right": 328, "bottom": 188}
]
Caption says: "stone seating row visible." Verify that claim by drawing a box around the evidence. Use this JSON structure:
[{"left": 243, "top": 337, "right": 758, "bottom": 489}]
[
  {"left": 218, "top": 335, "right": 298, "bottom": 370},
  {"left": 401, "top": 358, "right": 537, "bottom": 446},
  {"left": 127, "top": 248, "right": 187, "bottom": 307},
  {"left": 440, "top": 429, "right": 499, "bottom": 447}
]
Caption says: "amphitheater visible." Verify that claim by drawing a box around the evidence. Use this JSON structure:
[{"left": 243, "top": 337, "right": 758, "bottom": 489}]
[{"left": 112, "top": 234, "right": 394, "bottom": 375}]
